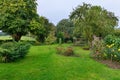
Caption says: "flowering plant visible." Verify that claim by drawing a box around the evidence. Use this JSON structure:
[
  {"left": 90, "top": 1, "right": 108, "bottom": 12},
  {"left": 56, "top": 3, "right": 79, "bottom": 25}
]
[{"left": 104, "top": 35, "right": 120, "bottom": 61}]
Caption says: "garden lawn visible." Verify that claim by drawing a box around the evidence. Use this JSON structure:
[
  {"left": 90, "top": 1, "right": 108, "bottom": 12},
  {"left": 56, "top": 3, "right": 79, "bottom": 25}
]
[
  {"left": 0, "top": 36, "right": 35, "bottom": 41},
  {"left": 0, "top": 44, "right": 120, "bottom": 80}
]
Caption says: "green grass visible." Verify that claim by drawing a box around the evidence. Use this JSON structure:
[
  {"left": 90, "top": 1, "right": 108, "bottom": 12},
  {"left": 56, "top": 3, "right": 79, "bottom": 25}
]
[
  {"left": 0, "top": 35, "right": 12, "bottom": 40},
  {"left": 0, "top": 35, "right": 35, "bottom": 41},
  {"left": 0, "top": 44, "right": 120, "bottom": 80}
]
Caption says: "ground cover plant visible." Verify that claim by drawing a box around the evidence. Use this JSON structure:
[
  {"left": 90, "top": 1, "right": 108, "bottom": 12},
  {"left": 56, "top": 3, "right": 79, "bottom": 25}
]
[
  {"left": 104, "top": 35, "right": 120, "bottom": 61},
  {"left": 56, "top": 46, "right": 75, "bottom": 56},
  {"left": 91, "top": 35, "right": 120, "bottom": 62}
]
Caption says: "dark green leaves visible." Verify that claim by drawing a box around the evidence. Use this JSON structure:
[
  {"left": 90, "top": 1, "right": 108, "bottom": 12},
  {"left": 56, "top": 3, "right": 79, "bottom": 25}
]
[{"left": 70, "top": 3, "right": 118, "bottom": 41}]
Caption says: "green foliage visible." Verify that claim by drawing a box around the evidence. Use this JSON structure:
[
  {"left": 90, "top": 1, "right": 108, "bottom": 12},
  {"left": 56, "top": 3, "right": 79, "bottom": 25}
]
[
  {"left": 0, "top": 0, "right": 38, "bottom": 41},
  {"left": 70, "top": 3, "right": 118, "bottom": 46},
  {"left": 0, "top": 48, "right": 11, "bottom": 63},
  {"left": 30, "top": 18, "right": 45, "bottom": 35},
  {"left": 104, "top": 35, "right": 120, "bottom": 61},
  {"left": 104, "top": 35, "right": 116, "bottom": 45},
  {"left": 16, "top": 42, "right": 31, "bottom": 58},
  {"left": 91, "top": 38, "right": 105, "bottom": 59},
  {"left": 57, "top": 32, "right": 64, "bottom": 43},
  {"left": 56, "top": 19, "right": 74, "bottom": 43},
  {"left": 91, "top": 35, "right": 120, "bottom": 61},
  {"left": 114, "top": 28, "right": 120, "bottom": 37},
  {"left": 30, "top": 16, "right": 56, "bottom": 43},
  {"left": 0, "top": 42, "right": 31, "bottom": 62},
  {"left": 45, "top": 31, "right": 56, "bottom": 44}
]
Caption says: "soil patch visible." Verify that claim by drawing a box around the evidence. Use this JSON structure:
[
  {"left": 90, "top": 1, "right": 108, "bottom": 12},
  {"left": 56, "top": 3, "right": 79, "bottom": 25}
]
[
  {"left": 82, "top": 47, "right": 89, "bottom": 50},
  {"left": 95, "top": 59, "right": 120, "bottom": 69}
]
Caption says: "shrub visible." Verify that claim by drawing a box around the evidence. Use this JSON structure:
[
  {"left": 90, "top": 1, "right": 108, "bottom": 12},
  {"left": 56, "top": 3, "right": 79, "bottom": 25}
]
[
  {"left": 56, "top": 47, "right": 64, "bottom": 54},
  {"left": 16, "top": 42, "right": 31, "bottom": 58},
  {"left": 104, "top": 35, "right": 120, "bottom": 61},
  {"left": 104, "top": 35, "right": 116, "bottom": 45},
  {"left": 0, "top": 42, "right": 31, "bottom": 62},
  {"left": 91, "top": 38, "right": 105, "bottom": 59},
  {"left": 56, "top": 46, "right": 75, "bottom": 56},
  {"left": 0, "top": 48, "right": 11, "bottom": 62},
  {"left": 45, "top": 31, "right": 56, "bottom": 45},
  {"left": 64, "top": 47, "right": 74, "bottom": 56},
  {"left": 91, "top": 35, "right": 120, "bottom": 61}
]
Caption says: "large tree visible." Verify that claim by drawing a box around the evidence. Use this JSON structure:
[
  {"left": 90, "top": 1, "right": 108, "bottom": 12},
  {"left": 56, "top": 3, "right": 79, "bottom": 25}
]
[
  {"left": 56, "top": 19, "right": 74, "bottom": 42},
  {"left": 30, "top": 16, "right": 56, "bottom": 43},
  {"left": 70, "top": 3, "right": 118, "bottom": 46},
  {"left": 29, "top": 17, "right": 45, "bottom": 42},
  {"left": 0, "top": 0, "right": 38, "bottom": 42}
]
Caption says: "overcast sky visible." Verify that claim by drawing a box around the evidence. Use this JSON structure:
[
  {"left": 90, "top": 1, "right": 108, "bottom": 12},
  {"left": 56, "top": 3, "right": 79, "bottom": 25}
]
[{"left": 37, "top": 0, "right": 120, "bottom": 26}]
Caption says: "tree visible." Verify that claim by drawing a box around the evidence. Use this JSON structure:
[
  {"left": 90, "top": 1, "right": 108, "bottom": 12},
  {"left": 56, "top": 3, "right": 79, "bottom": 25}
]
[
  {"left": 30, "top": 16, "right": 56, "bottom": 43},
  {"left": 45, "top": 27, "right": 56, "bottom": 44},
  {"left": 29, "top": 17, "right": 45, "bottom": 42},
  {"left": 0, "top": 0, "right": 38, "bottom": 42},
  {"left": 70, "top": 3, "right": 118, "bottom": 47},
  {"left": 56, "top": 19, "right": 74, "bottom": 42},
  {"left": 44, "top": 21, "right": 56, "bottom": 41}
]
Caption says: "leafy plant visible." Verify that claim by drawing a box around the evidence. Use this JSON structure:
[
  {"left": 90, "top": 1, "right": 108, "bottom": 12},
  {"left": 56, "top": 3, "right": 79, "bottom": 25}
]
[
  {"left": 56, "top": 46, "right": 75, "bottom": 56},
  {"left": 0, "top": 42, "right": 31, "bottom": 62},
  {"left": 91, "top": 38, "right": 105, "bottom": 59},
  {"left": 104, "top": 35, "right": 120, "bottom": 61},
  {"left": 104, "top": 35, "right": 116, "bottom": 45},
  {"left": 70, "top": 3, "right": 118, "bottom": 47},
  {"left": 0, "top": 0, "right": 38, "bottom": 42},
  {"left": 64, "top": 47, "right": 74, "bottom": 56},
  {"left": 56, "top": 47, "right": 65, "bottom": 54},
  {"left": 45, "top": 31, "right": 56, "bottom": 45}
]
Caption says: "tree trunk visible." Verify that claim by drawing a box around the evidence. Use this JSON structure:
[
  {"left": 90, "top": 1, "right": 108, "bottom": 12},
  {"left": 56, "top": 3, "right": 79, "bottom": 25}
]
[{"left": 12, "top": 34, "right": 22, "bottom": 42}]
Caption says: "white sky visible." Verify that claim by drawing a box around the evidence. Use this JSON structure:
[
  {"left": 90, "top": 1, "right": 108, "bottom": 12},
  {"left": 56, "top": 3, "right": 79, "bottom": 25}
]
[{"left": 37, "top": 0, "right": 120, "bottom": 26}]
